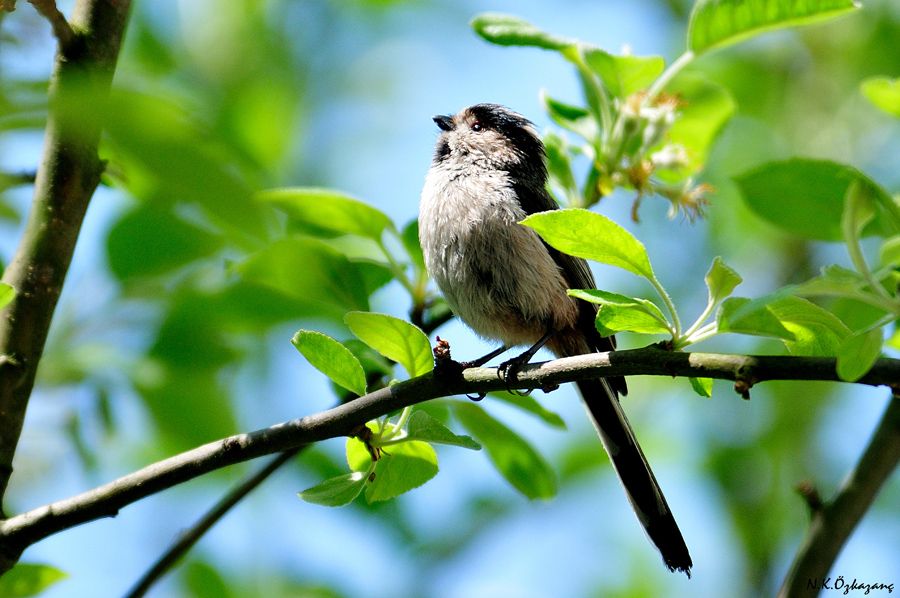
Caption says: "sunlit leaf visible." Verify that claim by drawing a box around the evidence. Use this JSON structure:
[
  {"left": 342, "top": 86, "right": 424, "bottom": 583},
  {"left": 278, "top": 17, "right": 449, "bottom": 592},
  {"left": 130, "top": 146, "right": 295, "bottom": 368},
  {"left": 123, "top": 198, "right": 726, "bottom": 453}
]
[
  {"left": 345, "top": 311, "right": 433, "bottom": 377},
  {"left": 543, "top": 131, "right": 579, "bottom": 204},
  {"left": 292, "top": 330, "right": 367, "bottom": 396},
  {"left": 471, "top": 13, "right": 574, "bottom": 51},
  {"left": 522, "top": 209, "right": 655, "bottom": 280},
  {"left": 689, "top": 377, "right": 713, "bottom": 397},
  {"left": 767, "top": 296, "right": 851, "bottom": 356},
  {"left": 663, "top": 74, "right": 735, "bottom": 177},
  {"left": 0, "top": 282, "right": 14, "bottom": 310},
  {"left": 406, "top": 410, "right": 481, "bottom": 450},
  {"left": 735, "top": 159, "right": 895, "bottom": 241},
  {"left": 860, "top": 76, "right": 900, "bottom": 118},
  {"left": 453, "top": 402, "right": 557, "bottom": 500},
  {"left": 880, "top": 236, "right": 900, "bottom": 268},
  {"left": 836, "top": 328, "right": 883, "bottom": 382},
  {"left": 569, "top": 289, "right": 671, "bottom": 335},
  {"left": 688, "top": 0, "right": 860, "bottom": 54},
  {"left": 583, "top": 49, "right": 665, "bottom": 98},
  {"left": 298, "top": 471, "right": 367, "bottom": 507},
  {"left": 0, "top": 563, "right": 67, "bottom": 597},
  {"left": 348, "top": 437, "right": 439, "bottom": 503},
  {"left": 401, "top": 219, "right": 425, "bottom": 271},
  {"left": 705, "top": 256, "right": 742, "bottom": 305},
  {"left": 258, "top": 188, "right": 393, "bottom": 241},
  {"left": 717, "top": 296, "right": 795, "bottom": 341}
]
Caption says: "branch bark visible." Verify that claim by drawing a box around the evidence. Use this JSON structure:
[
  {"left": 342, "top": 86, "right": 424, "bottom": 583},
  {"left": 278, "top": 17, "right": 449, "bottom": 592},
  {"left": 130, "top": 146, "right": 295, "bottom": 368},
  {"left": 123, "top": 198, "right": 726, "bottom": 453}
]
[
  {"left": 0, "top": 347, "right": 896, "bottom": 572},
  {"left": 778, "top": 396, "right": 900, "bottom": 598},
  {"left": 0, "top": 0, "right": 131, "bottom": 519}
]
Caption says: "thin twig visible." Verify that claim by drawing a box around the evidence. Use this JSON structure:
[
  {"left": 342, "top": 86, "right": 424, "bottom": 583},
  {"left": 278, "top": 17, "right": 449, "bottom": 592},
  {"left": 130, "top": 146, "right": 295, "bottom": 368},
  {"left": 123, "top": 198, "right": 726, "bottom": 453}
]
[
  {"left": 125, "top": 448, "right": 303, "bottom": 598},
  {"left": 27, "top": 0, "right": 75, "bottom": 49},
  {"left": 777, "top": 396, "right": 900, "bottom": 598},
  {"left": 0, "top": 347, "right": 897, "bottom": 573}
]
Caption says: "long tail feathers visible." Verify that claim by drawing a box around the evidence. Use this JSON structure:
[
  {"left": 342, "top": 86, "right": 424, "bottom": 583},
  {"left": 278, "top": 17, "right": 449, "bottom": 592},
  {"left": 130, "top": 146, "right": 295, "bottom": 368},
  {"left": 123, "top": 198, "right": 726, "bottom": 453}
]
[{"left": 576, "top": 377, "right": 693, "bottom": 577}]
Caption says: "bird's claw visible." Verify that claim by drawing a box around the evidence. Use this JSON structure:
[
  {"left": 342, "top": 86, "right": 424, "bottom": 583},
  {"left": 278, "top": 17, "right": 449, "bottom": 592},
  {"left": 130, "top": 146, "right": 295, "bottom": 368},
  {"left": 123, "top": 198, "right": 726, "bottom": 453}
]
[{"left": 497, "top": 356, "right": 534, "bottom": 396}]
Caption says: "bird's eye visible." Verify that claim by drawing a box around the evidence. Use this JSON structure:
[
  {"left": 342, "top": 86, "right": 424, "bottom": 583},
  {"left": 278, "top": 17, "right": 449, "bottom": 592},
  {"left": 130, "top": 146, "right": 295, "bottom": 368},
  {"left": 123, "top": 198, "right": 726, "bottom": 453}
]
[{"left": 472, "top": 122, "right": 483, "bottom": 132}]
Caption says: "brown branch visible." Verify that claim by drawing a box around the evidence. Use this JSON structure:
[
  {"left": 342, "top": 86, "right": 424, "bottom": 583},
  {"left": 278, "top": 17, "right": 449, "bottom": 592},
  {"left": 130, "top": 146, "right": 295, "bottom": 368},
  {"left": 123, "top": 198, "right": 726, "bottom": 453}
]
[
  {"left": 27, "top": 0, "right": 75, "bottom": 49},
  {"left": 778, "top": 396, "right": 900, "bottom": 598},
  {"left": 0, "top": 347, "right": 896, "bottom": 573},
  {"left": 0, "top": 0, "right": 131, "bottom": 518}
]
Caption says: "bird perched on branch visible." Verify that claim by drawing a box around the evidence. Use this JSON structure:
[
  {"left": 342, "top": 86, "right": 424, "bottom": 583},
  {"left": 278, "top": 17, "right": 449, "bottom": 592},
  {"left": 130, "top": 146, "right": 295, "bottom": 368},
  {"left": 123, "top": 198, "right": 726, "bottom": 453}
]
[{"left": 418, "top": 103, "right": 692, "bottom": 576}]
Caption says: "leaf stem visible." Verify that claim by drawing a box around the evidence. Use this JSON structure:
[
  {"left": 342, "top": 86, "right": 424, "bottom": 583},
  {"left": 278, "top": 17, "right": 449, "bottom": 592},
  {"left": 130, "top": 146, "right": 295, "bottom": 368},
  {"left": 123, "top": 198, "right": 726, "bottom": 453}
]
[
  {"left": 648, "top": 275, "right": 682, "bottom": 338},
  {"left": 682, "top": 299, "right": 716, "bottom": 340},
  {"left": 646, "top": 50, "right": 695, "bottom": 102},
  {"left": 378, "top": 234, "right": 417, "bottom": 297}
]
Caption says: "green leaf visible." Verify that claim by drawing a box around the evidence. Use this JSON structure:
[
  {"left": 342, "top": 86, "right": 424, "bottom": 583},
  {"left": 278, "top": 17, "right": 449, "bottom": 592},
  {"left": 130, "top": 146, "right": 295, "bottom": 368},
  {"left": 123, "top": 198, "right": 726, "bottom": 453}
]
[
  {"left": 298, "top": 472, "right": 366, "bottom": 507},
  {"left": 543, "top": 131, "right": 579, "bottom": 204},
  {"left": 880, "top": 236, "right": 900, "bottom": 268},
  {"left": 0, "top": 282, "right": 14, "bottom": 310},
  {"left": 521, "top": 209, "right": 655, "bottom": 280},
  {"left": 717, "top": 296, "right": 795, "bottom": 341},
  {"left": 541, "top": 93, "right": 597, "bottom": 142},
  {"left": 689, "top": 377, "right": 713, "bottom": 398},
  {"left": 490, "top": 391, "right": 567, "bottom": 429},
  {"left": 471, "top": 13, "right": 574, "bottom": 51},
  {"left": 688, "top": 0, "right": 860, "bottom": 54},
  {"left": 887, "top": 328, "right": 900, "bottom": 351},
  {"left": 836, "top": 328, "right": 883, "bottom": 382},
  {"left": 861, "top": 76, "right": 900, "bottom": 118},
  {"left": 453, "top": 402, "right": 557, "bottom": 500},
  {"left": 582, "top": 49, "right": 665, "bottom": 98},
  {"left": 569, "top": 289, "right": 671, "bottom": 335},
  {"left": 663, "top": 74, "right": 735, "bottom": 177},
  {"left": 405, "top": 410, "right": 481, "bottom": 450},
  {"left": 791, "top": 265, "right": 895, "bottom": 311},
  {"left": 348, "top": 437, "right": 439, "bottom": 503},
  {"left": 735, "top": 159, "right": 896, "bottom": 241},
  {"left": 767, "top": 296, "right": 851, "bottom": 356},
  {"left": 291, "top": 330, "right": 367, "bottom": 396},
  {"left": 236, "top": 237, "right": 371, "bottom": 321},
  {"left": 401, "top": 219, "right": 425, "bottom": 271},
  {"left": 705, "top": 256, "right": 742, "bottom": 305},
  {"left": 344, "top": 311, "right": 433, "bottom": 377},
  {"left": 0, "top": 563, "right": 67, "bottom": 597},
  {"left": 257, "top": 188, "right": 393, "bottom": 242},
  {"left": 106, "top": 203, "right": 223, "bottom": 281}
]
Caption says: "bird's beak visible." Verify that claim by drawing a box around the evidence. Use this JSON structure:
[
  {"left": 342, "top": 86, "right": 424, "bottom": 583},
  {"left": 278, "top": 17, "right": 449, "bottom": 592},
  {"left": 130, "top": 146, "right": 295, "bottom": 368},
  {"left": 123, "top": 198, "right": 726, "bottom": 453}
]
[{"left": 433, "top": 114, "right": 454, "bottom": 132}]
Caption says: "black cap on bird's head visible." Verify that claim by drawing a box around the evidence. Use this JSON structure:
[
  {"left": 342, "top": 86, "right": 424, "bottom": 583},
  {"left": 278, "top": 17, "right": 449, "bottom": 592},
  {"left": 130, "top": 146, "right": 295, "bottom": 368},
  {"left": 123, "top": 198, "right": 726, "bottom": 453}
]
[{"left": 430, "top": 104, "right": 545, "bottom": 178}]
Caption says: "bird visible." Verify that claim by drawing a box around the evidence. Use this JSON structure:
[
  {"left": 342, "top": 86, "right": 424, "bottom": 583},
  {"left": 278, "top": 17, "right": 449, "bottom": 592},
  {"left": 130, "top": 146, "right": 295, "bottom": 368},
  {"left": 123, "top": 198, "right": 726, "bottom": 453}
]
[{"left": 418, "top": 103, "right": 692, "bottom": 576}]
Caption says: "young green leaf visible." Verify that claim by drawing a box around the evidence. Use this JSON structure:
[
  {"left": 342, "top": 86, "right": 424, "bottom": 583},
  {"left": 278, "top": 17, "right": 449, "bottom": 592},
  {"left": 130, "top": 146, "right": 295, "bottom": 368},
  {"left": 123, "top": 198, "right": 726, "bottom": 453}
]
[
  {"left": 860, "top": 76, "right": 900, "bottom": 118},
  {"left": 879, "top": 236, "right": 900, "bottom": 268},
  {"left": 521, "top": 209, "right": 655, "bottom": 280},
  {"left": 291, "top": 330, "right": 367, "bottom": 396},
  {"left": 582, "top": 48, "right": 665, "bottom": 98},
  {"left": 405, "top": 410, "right": 481, "bottom": 450},
  {"left": 689, "top": 377, "right": 713, "bottom": 398},
  {"left": 344, "top": 311, "right": 433, "bottom": 377},
  {"left": 0, "top": 563, "right": 67, "bottom": 598},
  {"left": 705, "top": 257, "right": 742, "bottom": 305},
  {"left": 543, "top": 131, "right": 580, "bottom": 204},
  {"left": 688, "top": 0, "right": 859, "bottom": 54},
  {"left": 490, "top": 391, "right": 567, "bottom": 430},
  {"left": 470, "top": 13, "right": 574, "bottom": 51},
  {"left": 401, "top": 219, "right": 426, "bottom": 271},
  {"left": 360, "top": 440, "right": 439, "bottom": 503},
  {"left": 0, "top": 282, "right": 14, "bottom": 310},
  {"left": 453, "top": 402, "right": 557, "bottom": 500},
  {"left": 734, "top": 159, "right": 895, "bottom": 241},
  {"left": 541, "top": 92, "right": 597, "bottom": 142},
  {"left": 257, "top": 187, "right": 393, "bottom": 241},
  {"left": 836, "top": 328, "right": 883, "bottom": 382},
  {"left": 298, "top": 472, "right": 367, "bottom": 507},
  {"left": 717, "top": 296, "right": 795, "bottom": 341},
  {"left": 569, "top": 289, "right": 671, "bottom": 335},
  {"left": 767, "top": 296, "right": 851, "bottom": 356}
]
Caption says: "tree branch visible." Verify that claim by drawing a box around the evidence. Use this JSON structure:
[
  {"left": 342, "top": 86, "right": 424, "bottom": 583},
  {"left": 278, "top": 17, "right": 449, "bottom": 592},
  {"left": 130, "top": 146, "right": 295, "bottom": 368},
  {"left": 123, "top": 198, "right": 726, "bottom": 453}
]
[
  {"left": 0, "top": 0, "right": 131, "bottom": 518},
  {"left": 0, "top": 347, "right": 896, "bottom": 571},
  {"left": 27, "top": 0, "right": 75, "bottom": 50},
  {"left": 778, "top": 396, "right": 900, "bottom": 598}
]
